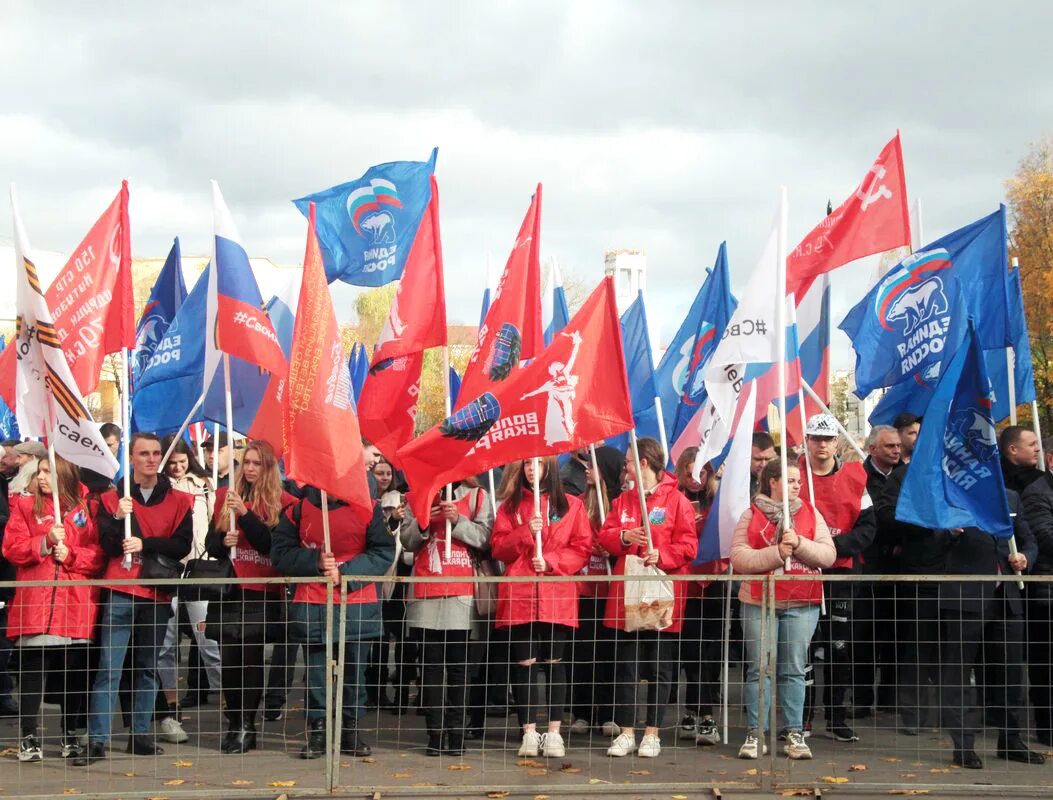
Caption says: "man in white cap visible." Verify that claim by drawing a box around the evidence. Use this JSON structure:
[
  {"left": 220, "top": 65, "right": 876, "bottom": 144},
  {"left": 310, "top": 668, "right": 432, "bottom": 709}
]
[{"left": 798, "top": 413, "right": 875, "bottom": 744}]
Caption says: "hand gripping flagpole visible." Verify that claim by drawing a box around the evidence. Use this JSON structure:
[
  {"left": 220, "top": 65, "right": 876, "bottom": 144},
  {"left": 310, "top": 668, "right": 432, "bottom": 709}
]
[
  {"left": 776, "top": 187, "right": 792, "bottom": 572},
  {"left": 223, "top": 354, "right": 237, "bottom": 560},
  {"left": 629, "top": 430, "right": 654, "bottom": 552},
  {"left": 121, "top": 348, "right": 133, "bottom": 569},
  {"left": 443, "top": 345, "right": 453, "bottom": 562}
]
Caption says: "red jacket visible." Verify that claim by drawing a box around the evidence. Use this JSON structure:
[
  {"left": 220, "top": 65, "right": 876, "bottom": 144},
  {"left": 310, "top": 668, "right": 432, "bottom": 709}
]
[
  {"left": 597, "top": 473, "right": 697, "bottom": 633},
  {"left": 491, "top": 493, "right": 591, "bottom": 629},
  {"left": 3, "top": 494, "right": 106, "bottom": 640},
  {"left": 798, "top": 457, "right": 870, "bottom": 571}
]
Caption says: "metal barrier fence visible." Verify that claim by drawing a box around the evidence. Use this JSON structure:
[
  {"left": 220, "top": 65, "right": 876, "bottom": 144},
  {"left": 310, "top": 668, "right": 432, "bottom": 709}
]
[{"left": 4, "top": 573, "right": 1053, "bottom": 797}]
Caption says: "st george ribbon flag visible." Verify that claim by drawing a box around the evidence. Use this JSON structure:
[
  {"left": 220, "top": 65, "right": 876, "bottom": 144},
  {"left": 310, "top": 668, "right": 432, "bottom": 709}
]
[
  {"left": 787, "top": 133, "right": 911, "bottom": 298},
  {"left": 10, "top": 188, "right": 118, "bottom": 478},
  {"left": 457, "top": 186, "right": 544, "bottom": 410},
  {"left": 283, "top": 204, "right": 372, "bottom": 520},
  {"left": 293, "top": 149, "right": 437, "bottom": 286},
  {"left": 398, "top": 276, "right": 633, "bottom": 524},
  {"left": 358, "top": 174, "right": 447, "bottom": 469},
  {"left": 896, "top": 322, "right": 1012, "bottom": 538},
  {"left": 840, "top": 206, "right": 1012, "bottom": 398},
  {"left": 133, "top": 237, "right": 187, "bottom": 386},
  {"left": 0, "top": 182, "right": 134, "bottom": 408},
  {"left": 542, "top": 257, "right": 571, "bottom": 345},
  {"left": 0, "top": 337, "right": 19, "bottom": 440},
  {"left": 607, "top": 291, "right": 661, "bottom": 453}
]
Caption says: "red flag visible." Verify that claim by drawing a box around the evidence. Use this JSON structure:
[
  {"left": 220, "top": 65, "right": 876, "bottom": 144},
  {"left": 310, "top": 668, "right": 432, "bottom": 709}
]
[
  {"left": 787, "top": 134, "right": 910, "bottom": 298},
  {"left": 359, "top": 176, "right": 447, "bottom": 468},
  {"left": 398, "top": 276, "right": 632, "bottom": 523},
  {"left": 0, "top": 182, "right": 134, "bottom": 407},
  {"left": 282, "top": 204, "right": 372, "bottom": 521},
  {"left": 455, "top": 185, "right": 543, "bottom": 410}
]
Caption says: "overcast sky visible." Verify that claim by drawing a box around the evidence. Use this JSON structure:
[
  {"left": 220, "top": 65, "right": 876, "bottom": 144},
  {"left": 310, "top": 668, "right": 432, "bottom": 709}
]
[{"left": 2, "top": 1, "right": 1051, "bottom": 369}]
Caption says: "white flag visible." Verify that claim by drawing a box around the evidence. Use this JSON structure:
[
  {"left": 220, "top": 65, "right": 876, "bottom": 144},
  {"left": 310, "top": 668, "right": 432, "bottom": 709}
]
[
  {"left": 11, "top": 188, "right": 119, "bottom": 478},
  {"left": 705, "top": 380, "right": 758, "bottom": 558}
]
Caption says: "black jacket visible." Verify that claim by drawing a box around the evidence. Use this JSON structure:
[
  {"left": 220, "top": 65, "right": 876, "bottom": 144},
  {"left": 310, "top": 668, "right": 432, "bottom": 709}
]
[
  {"left": 862, "top": 456, "right": 899, "bottom": 573},
  {"left": 874, "top": 463, "right": 946, "bottom": 575},
  {"left": 1023, "top": 471, "right": 1053, "bottom": 577},
  {"left": 1002, "top": 456, "right": 1044, "bottom": 495}
]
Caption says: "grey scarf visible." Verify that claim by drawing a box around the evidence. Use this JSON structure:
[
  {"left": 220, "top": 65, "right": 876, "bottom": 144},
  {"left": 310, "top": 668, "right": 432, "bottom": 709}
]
[{"left": 753, "top": 493, "right": 802, "bottom": 537}]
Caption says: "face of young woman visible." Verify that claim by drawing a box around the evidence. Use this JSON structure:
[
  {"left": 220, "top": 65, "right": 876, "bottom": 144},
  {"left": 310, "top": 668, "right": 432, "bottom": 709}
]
[
  {"left": 168, "top": 453, "right": 189, "bottom": 479},
  {"left": 770, "top": 467, "right": 802, "bottom": 503},
  {"left": 35, "top": 460, "right": 50, "bottom": 495},
  {"left": 373, "top": 462, "right": 393, "bottom": 492},
  {"left": 242, "top": 449, "right": 263, "bottom": 485},
  {"left": 522, "top": 459, "right": 547, "bottom": 486}
]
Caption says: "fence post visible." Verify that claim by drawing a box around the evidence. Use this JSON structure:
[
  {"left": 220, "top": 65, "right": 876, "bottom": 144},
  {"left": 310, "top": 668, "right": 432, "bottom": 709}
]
[
  {"left": 332, "top": 576, "right": 350, "bottom": 792},
  {"left": 324, "top": 579, "right": 335, "bottom": 794},
  {"left": 764, "top": 574, "right": 778, "bottom": 790}
]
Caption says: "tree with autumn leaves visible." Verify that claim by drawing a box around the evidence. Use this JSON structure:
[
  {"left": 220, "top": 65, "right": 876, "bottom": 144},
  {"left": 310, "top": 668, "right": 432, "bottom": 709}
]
[{"left": 1007, "top": 136, "right": 1053, "bottom": 432}]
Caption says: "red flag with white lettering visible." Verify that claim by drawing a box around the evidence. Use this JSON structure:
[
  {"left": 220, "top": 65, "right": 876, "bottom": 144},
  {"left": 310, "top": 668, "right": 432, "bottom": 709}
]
[
  {"left": 455, "top": 185, "right": 543, "bottom": 410},
  {"left": 0, "top": 182, "right": 134, "bottom": 407},
  {"left": 359, "top": 176, "right": 447, "bottom": 468},
  {"left": 787, "top": 134, "right": 911, "bottom": 298},
  {"left": 397, "top": 276, "right": 632, "bottom": 523},
  {"left": 282, "top": 204, "right": 372, "bottom": 521}
]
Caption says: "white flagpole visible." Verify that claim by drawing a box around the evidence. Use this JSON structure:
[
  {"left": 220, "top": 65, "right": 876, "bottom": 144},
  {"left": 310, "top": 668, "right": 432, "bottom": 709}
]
[
  {"left": 532, "top": 457, "right": 543, "bottom": 561},
  {"left": 799, "top": 381, "right": 868, "bottom": 461},
  {"left": 1008, "top": 347, "right": 1018, "bottom": 425},
  {"left": 443, "top": 345, "right": 453, "bottom": 562},
  {"left": 589, "top": 444, "right": 606, "bottom": 525},
  {"left": 776, "top": 187, "right": 792, "bottom": 572},
  {"left": 120, "top": 349, "right": 133, "bottom": 569},
  {"left": 487, "top": 469, "right": 498, "bottom": 515},
  {"left": 628, "top": 430, "right": 654, "bottom": 551},
  {"left": 159, "top": 393, "right": 206, "bottom": 471},
  {"left": 222, "top": 355, "right": 237, "bottom": 560},
  {"left": 788, "top": 295, "right": 816, "bottom": 504},
  {"left": 211, "top": 422, "right": 219, "bottom": 487},
  {"left": 321, "top": 489, "right": 332, "bottom": 559},
  {"left": 653, "top": 396, "right": 670, "bottom": 467},
  {"left": 721, "top": 564, "right": 734, "bottom": 745}
]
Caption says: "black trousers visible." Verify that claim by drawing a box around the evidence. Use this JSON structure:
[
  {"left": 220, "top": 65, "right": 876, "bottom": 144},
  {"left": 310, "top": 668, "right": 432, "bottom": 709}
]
[
  {"left": 678, "top": 585, "right": 726, "bottom": 718},
  {"left": 1027, "top": 587, "right": 1053, "bottom": 739},
  {"left": 17, "top": 644, "right": 89, "bottom": 736},
  {"left": 418, "top": 628, "right": 470, "bottom": 736},
  {"left": 569, "top": 596, "right": 615, "bottom": 724},
  {"left": 613, "top": 629, "right": 679, "bottom": 729},
  {"left": 897, "top": 582, "right": 941, "bottom": 728},
  {"left": 509, "top": 622, "right": 569, "bottom": 728},
  {"left": 852, "top": 580, "right": 899, "bottom": 709},
  {"left": 804, "top": 581, "right": 855, "bottom": 724},
  {"left": 940, "top": 592, "right": 1026, "bottom": 749}
]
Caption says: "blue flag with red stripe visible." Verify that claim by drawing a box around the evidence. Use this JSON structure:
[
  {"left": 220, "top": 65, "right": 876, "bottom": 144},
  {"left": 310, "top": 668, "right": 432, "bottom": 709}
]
[{"left": 293, "top": 149, "right": 437, "bottom": 286}]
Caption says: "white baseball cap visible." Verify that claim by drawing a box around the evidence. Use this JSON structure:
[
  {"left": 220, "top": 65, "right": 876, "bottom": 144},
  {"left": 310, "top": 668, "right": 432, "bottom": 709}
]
[{"left": 805, "top": 413, "right": 838, "bottom": 437}]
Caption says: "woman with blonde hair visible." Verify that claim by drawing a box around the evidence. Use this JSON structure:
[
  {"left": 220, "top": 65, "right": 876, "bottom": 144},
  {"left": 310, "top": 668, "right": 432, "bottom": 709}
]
[{"left": 204, "top": 440, "right": 296, "bottom": 753}]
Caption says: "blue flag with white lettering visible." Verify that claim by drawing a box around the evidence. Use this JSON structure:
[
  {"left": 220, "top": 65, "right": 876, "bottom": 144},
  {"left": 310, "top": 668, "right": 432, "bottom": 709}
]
[
  {"left": 896, "top": 322, "right": 1012, "bottom": 538},
  {"left": 0, "top": 336, "right": 18, "bottom": 440},
  {"left": 841, "top": 207, "right": 1011, "bottom": 398},
  {"left": 608, "top": 291, "right": 661, "bottom": 452},
  {"left": 293, "top": 149, "right": 437, "bottom": 286},
  {"left": 133, "top": 238, "right": 187, "bottom": 389}
]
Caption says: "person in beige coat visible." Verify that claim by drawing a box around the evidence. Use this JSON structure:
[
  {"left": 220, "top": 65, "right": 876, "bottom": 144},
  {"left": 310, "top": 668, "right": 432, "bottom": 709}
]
[{"left": 731, "top": 460, "right": 835, "bottom": 762}]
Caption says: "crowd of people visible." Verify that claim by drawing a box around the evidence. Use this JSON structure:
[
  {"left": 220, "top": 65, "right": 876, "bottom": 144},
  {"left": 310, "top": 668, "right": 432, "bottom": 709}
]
[{"left": 0, "top": 411, "right": 1052, "bottom": 772}]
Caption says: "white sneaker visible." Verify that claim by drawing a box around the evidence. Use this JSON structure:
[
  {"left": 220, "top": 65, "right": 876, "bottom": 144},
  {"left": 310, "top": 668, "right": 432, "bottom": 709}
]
[
  {"left": 678, "top": 714, "right": 698, "bottom": 740},
  {"left": 784, "top": 730, "right": 813, "bottom": 760},
  {"left": 637, "top": 733, "right": 661, "bottom": 758},
  {"left": 606, "top": 731, "right": 636, "bottom": 757},
  {"left": 569, "top": 718, "right": 589, "bottom": 735},
  {"left": 517, "top": 730, "right": 541, "bottom": 757},
  {"left": 600, "top": 721, "right": 621, "bottom": 737},
  {"left": 738, "top": 730, "right": 767, "bottom": 759},
  {"left": 159, "top": 716, "right": 189, "bottom": 744},
  {"left": 695, "top": 718, "right": 721, "bottom": 746},
  {"left": 540, "top": 731, "right": 565, "bottom": 758},
  {"left": 18, "top": 734, "right": 42, "bottom": 762}
]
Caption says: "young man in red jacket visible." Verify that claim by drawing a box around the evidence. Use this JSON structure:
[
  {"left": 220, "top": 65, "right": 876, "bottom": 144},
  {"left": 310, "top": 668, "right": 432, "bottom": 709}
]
[
  {"left": 75, "top": 433, "right": 194, "bottom": 766},
  {"left": 797, "top": 414, "right": 875, "bottom": 744}
]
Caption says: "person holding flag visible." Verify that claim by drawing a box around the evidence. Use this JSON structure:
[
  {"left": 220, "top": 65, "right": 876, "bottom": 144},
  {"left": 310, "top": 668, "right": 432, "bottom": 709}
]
[
  {"left": 597, "top": 437, "right": 697, "bottom": 759},
  {"left": 491, "top": 457, "right": 591, "bottom": 759}
]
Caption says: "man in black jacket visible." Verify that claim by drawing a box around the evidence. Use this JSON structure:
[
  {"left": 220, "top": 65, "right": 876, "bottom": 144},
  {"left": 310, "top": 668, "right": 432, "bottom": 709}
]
[
  {"left": 1000, "top": 425, "right": 1043, "bottom": 494},
  {"left": 1022, "top": 438, "right": 1053, "bottom": 745},
  {"left": 938, "top": 492, "right": 1044, "bottom": 769}
]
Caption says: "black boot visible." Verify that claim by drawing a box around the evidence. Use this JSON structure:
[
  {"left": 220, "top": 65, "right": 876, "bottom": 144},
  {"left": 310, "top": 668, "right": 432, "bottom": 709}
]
[
  {"left": 426, "top": 733, "right": 444, "bottom": 757},
  {"left": 444, "top": 732, "right": 464, "bottom": 756},
  {"left": 340, "top": 726, "right": 372, "bottom": 757},
  {"left": 73, "top": 741, "right": 106, "bottom": 766},
  {"left": 300, "top": 720, "right": 326, "bottom": 760},
  {"left": 126, "top": 734, "right": 164, "bottom": 756},
  {"left": 998, "top": 735, "right": 1046, "bottom": 764},
  {"left": 220, "top": 714, "right": 242, "bottom": 753},
  {"left": 224, "top": 723, "right": 258, "bottom": 755}
]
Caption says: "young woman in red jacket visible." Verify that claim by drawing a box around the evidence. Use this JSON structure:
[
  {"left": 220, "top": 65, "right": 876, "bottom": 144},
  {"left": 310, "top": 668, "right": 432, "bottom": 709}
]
[
  {"left": 491, "top": 458, "right": 591, "bottom": 759},
  {"left": 597, "top": 437, "right": 697, "bottom": 759},
  {"left": 204, "top": 440, "right": 296, "bottom": 754},
  {"left": 3, "top": 456, "right": 105, "bottom": 762}
]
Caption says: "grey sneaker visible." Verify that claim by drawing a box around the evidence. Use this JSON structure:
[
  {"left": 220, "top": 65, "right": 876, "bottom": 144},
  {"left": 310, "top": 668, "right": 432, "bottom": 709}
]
[
  {"left": 18, "top": 734, "right": 42, "bottom": 762},
  {"left": 695, "top": 718, "right": 720, "bottom": 746},
  {"left": 738, "top": 729, "right": 767, "bottom": 759},
  {"left": 784, "top": 730, "right": 813, "bottom": 759}
]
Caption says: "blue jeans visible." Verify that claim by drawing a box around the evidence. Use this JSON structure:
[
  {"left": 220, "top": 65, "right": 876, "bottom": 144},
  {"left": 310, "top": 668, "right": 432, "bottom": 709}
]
[
  {"left": 742, "top": 602, "right": 819, "bottom": 732},
  {"left": 305, "top": 641, "right": 370, "bottom": 726},
  {"left": 88, "top": 591, "right": 170, "bottom": 742}
]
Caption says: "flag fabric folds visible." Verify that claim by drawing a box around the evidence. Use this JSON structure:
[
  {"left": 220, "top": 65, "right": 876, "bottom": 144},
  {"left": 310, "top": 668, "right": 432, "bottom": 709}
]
[
  {"left": 787, "top": 133, "right": 911, "bottom": 297},
  {"left": 840, "top": 206, "right": 1012, "bottom": 398},
  {"left": 607, "top": 291, "right": 660, "bottom": 453},
  {"left": 358, "top": 175, "right": 447, "bottom": 468},
  {"left": 133, "top": 237, "right": 187, "bottom": 385},
  {"left": 348, "top": 343, "right": 370, "bottom": 404},
  {"left": 449, "top": 366, "right": 462, "bottom": 409},
  {"left": 896, "top": 322, "right": 1012, "bottom": 538},
  {"left": 10, "top": 189, "right": 119, "bottom": 478},
  {"left": 986, "top": 266, "right": 1036, "bottom": 421},
  {"left": 282, "top": 204, "right": 372, "bottom": 520},
  {"left": 293, "top": 149, "right": 438, "bottom": 286},
  {"left": 457, "top": 186, "right": 544, "bottom": 411},
  {"left": 542, "top": 257, "right": 571, "bottom": 345},
  {"left": 398, "top": 276, "right": 633, "bottom": 523},
  {"left": 782, "top": 275, "right": 831, "bottom": 445},
  {"left": 0, "top": 337, "right": 19, "bottom": 440}
]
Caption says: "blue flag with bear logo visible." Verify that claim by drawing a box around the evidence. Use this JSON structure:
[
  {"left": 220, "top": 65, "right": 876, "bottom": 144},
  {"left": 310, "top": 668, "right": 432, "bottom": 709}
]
[
  {"left": 896, "top": 321, "right": 1012, "bottom": 538},
  {"left": 840, "top": 207, "right": 1011, "bottom": 398},
  {"left": 293, "top": 149, "right": 437, "bottom": 286}
]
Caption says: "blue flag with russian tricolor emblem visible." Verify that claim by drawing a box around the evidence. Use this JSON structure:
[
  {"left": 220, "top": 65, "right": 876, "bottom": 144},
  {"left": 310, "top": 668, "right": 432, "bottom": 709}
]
[
  {"left": 293, "top": 149, "right": 437, "bottom": 286},
  {"left": 896, "top": 322, "right": 1012, "bottom": 538},
  {"left": 133, "top": 237, "right": 187, "bottom": 390}
]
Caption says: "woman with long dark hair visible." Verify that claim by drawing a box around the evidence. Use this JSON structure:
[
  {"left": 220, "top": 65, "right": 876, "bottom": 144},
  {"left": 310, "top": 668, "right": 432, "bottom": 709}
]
[
  {"left": 4, "top": 455, "right": 104, "bottom": 761},
  {"left": 204, "top": 440, "right": 295, "bottom": 753},
  {"left": 491, "top": 458, "right": 591, "bottom": 759}
]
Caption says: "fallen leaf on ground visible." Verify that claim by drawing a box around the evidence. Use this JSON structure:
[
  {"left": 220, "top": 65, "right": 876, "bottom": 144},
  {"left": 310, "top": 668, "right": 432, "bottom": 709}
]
[
  {"left": 448, "top": 763, "right": 472, "bottom": 770},
  {"left": 518, "top": 758, "right": 544, "bottom": 767},
  {"left": 535, "top": 795, "right": 551, "bottom": 799},
  {"left": 172, "top": 760, "right": 193, "bottom": 767},
  {"left": 881, "top": 757, "right": 901, "bottom": 763},
  {"left": 671, "top": 795, "right": 689, "bottom": 799},
  {"left": 900, "top": 773, "right": 916, "bottom": 779},
  {"left": 269, "top": 781, "right": 297, "bottom": 787},
  {"left": 928, "top": 768, "right": 950, "bottom": 774},
  {"left": 528, "top": 769, "right": 548, "bottom": 776},
  {"left": 0, "top": 748, "right": 17, "bottom": 756},
  {"left": 361, "top": 756, "right": 376, "bottom": 763},
  {"left": 163, "top": 779, "right": 185, "bottom": 786},
  {"left": 391, "top": 773, "right": 413, "bottom": 779},
  {"left": 487, "top": 793, "right": 510, "bottom": 798},
  {"left": 743, "top": 767, "right": 759, "bottom": 775},
  {"left": 849, "top": 764, "right": 868, "bottom": 771},
  {"left": 588, "top": 779, "right": 606, "bottom": 784},
  {"left": 628, "top": 769, "right": 652, "bottom": 775},
  {"left": 230, "top": 779, "right": 253, "bottom": 786},
  {"left": 823, "top": 776, "right": 849, "bottom": 784},
  {"left": 560, "top": 766, "right": 582, "bottom": 773},
  {"left": 889, "top": 792, "right": 929, "bottom": 796},
  {"left": 779, "top": 790, "right": 812, "bottom": 797},
  {"left": 124, "top": 772, "right": 136, "bottom": 777}
]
